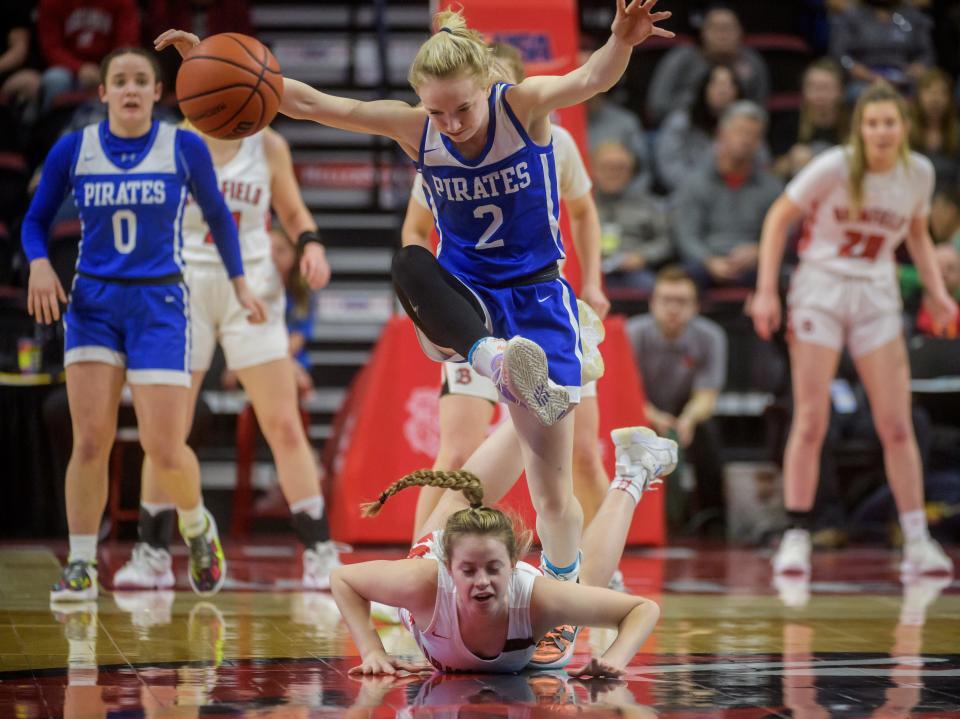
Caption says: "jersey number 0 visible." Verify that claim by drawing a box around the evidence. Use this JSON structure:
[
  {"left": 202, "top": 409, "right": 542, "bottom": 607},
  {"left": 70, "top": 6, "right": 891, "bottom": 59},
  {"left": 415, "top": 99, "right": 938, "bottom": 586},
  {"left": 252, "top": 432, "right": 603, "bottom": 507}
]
[{"left": 112, "top": 209, "right": 137, "bottom": 254}]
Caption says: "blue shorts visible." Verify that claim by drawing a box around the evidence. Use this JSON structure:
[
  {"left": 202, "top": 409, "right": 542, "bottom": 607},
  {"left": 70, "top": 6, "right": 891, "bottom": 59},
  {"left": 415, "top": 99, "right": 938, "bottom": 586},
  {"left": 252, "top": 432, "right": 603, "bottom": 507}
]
[
  {"left": 64, "top": 275, "right": 191, "bottom": 386},
  {"left": 469, "top": 275, "right": 582, "bottom": 402}
]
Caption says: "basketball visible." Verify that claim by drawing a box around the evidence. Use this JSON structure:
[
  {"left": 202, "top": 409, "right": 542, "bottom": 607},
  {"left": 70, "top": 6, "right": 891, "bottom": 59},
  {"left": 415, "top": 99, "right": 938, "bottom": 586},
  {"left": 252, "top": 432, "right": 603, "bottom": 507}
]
[{"left": 176, "top": 33, "right": 283, "bottom": 140}]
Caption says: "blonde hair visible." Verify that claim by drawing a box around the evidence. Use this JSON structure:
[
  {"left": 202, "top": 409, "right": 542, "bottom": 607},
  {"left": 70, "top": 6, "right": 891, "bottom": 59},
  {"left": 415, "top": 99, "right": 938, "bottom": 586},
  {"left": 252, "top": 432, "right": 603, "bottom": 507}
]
[
  {"left": 489, "top": 42, "right": 525, "bottom": 85},
  {"left": 361, "top": 469, "right": 532, "bottom": 565},
  {"left": 408, "top": 9, "right": 493, "bottom": 90},
  {"left": 846, "top": 81, "right": 911, "bottom": 216}
]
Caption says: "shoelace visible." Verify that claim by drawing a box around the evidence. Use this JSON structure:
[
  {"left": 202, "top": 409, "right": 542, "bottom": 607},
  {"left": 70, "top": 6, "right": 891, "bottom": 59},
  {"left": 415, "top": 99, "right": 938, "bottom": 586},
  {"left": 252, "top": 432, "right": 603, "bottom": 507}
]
[
  {"left": 189, "top": 535, "right": 213, "bottom": 571},
  {"left": 540, "top": 626, "right": 575, "bottom": 650},
  {"left": 62, "top": 560, "right": 92, "bottom": 586}
]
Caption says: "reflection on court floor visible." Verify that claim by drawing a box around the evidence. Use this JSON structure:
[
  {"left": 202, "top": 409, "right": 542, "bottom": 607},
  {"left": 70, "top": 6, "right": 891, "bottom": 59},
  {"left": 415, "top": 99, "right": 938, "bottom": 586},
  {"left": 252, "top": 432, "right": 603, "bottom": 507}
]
[{"left": 0, "top": 544, "right": 957, "bottom": 717}]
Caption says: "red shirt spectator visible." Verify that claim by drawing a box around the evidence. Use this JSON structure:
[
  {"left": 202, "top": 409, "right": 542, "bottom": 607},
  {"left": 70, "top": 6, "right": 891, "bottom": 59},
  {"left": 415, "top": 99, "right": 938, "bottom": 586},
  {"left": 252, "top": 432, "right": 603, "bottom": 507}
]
[
  {"left": 146, "top": 0, "right": 252, "bottom": 41},
  {"left": 38, "top": 0, "right": 140, "bottom": 73}
]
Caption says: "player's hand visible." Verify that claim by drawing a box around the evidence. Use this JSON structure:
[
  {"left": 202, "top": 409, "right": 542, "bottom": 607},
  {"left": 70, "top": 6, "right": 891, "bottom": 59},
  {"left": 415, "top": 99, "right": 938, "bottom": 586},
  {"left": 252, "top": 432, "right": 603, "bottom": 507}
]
[
  {"left": 348, "top": 651, "right": 433, "bottom": 676},
  {"left": 925, "top": 291, "right": 959, "bottom": 338},
  {"left": 750, "top": 289, "right": 781, "bottom": 341},
  {"left": 154, "top": 29, "right": 201, "bottom": 58},
  {"left": 580, "top": 282, "right": 611, "bottom": 320},
  {"left": 300, "top": 242, "right": 331, "bottom": 289},
  {"left": 675, "top": 416, "right": 695, "bottom": 448},
  {"left": 231, "top": 277, "right": 268, "bottom": 324},
  {"left": 611, "top": 0, "right": 674, "bottom": 47},
  {"left": 568, "top": 656, "right": 625, "bottom": 679},
  {"left": 27, "top": 258, "right": 67, "bottom": 325}
]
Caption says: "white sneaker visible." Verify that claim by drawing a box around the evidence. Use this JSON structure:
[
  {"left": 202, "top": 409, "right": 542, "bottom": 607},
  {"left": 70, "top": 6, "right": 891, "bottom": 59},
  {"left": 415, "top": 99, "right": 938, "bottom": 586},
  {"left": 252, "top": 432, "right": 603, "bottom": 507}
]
[
  {"left": 113, "top": 543, "right": 175, "bottom": 589},
  {"left": 577, "top": 299, "right": 606, "bottom": 384},
  {"left": 499, "top": 336, "right": 571, "bottom": 427},
  {"left": 772, "top": 529, "right": 811, "bottom": 576},
  {"left": 607, "top": 568, "right": 627, "bottom": 593},
  {"left": 899, "top": 574, "right": 951, "bottom": 626},
  {"left": 610, "top": 426, "right": 679, "bottom": 495},
  {"left": 773, "top": 573, "right": 810, "bottom": 608},
  {"left": 303, "top": 541, "right": 343, "bottom": 590},
  {"left": 900, "top": 537, "right": 953, "bottom": 578}
]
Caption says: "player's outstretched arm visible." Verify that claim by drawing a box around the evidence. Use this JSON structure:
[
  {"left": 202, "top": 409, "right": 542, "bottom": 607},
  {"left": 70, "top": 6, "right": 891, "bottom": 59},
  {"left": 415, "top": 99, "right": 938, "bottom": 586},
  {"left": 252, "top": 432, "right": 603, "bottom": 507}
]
[
  {"left": 508, "top": 0, "right": 672, "bottom": 123},
  {"left": 279, "top": 78, "right": 424, "bottom": 150},
  {"left": 531, "top": 578, "right": 660, "bottom": 677},
  {"left": 330, "top": 559, "right": 437, "bottom": 675}
]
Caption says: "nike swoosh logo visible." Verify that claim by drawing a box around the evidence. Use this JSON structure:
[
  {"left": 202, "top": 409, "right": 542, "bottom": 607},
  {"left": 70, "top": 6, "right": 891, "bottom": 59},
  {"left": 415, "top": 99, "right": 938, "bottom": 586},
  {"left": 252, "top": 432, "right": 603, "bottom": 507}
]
[
  {"left": 536, "top": 295, "right": 551, "bottom": 303},
  {"left": 423, "top": 147, "right": 440, "bottom": 153}
]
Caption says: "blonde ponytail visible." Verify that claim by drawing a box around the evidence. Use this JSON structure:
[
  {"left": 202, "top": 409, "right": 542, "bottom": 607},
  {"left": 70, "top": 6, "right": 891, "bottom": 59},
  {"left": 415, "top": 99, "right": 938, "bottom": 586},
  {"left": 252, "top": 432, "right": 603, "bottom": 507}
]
[
  {"left": 408, "top": 9, "right": 493, "bottom": 90},
  {"left": 360, "top": 468, "right": 531, "bottom": 565},
  {"left": 360, "top": 469, "right": 483, "bottom": 517}
]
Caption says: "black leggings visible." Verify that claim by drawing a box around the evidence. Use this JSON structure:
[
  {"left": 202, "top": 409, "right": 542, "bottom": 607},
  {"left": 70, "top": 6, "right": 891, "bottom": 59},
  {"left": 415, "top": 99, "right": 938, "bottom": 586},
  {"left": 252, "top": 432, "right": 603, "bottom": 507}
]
[{"left": 391, "top": 245, "right": 490, "bottom": 359}]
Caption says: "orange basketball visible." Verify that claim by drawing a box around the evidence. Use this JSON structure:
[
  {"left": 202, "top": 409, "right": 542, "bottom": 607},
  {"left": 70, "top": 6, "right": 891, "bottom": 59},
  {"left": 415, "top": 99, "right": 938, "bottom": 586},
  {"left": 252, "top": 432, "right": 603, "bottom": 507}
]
[{"left": 176, "top": 33, "right": 283, "bottom": 140}]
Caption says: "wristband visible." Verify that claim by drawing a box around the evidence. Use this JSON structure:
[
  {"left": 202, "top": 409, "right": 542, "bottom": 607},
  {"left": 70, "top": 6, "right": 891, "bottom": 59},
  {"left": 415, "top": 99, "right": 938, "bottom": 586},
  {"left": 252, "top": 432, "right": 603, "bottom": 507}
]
[{"left": 297, "top": 230, "right": 324, "bottom": 252}]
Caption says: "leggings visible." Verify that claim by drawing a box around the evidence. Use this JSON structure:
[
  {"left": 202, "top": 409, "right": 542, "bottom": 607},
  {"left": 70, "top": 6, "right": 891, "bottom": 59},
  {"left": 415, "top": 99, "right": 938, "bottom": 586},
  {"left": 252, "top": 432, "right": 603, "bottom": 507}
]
[{"left": 391, "top": 245, "right": 490, "bottom": 358}]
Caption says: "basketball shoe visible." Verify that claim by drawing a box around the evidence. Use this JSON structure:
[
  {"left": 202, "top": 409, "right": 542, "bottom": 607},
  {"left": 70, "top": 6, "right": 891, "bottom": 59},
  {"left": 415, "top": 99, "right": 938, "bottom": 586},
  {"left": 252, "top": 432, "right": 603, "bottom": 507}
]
[
  {"left": 181, "top": 509, "right": 226, "bottom": 596},
  {"left": 577, "top": 299, "right": 605, "bottom": 384},
  {"left": 113, "top": 543, "right": 175, "bottom": 589},
  {"left": 900, "top": 536, "right": 953, "bottom": 578},
  {"left": 50, "top": 560, "right": 98, "bottom": 602},
  {"left": 529, "top": 624, "right": 581, "bottom": 671},
  {"left": 610, "top": 426, "right": 679, "bottom": 500},
  {"left": 494, "top": 336, "right": 570, "bottom": 426},
  {"left": 772, "top": 529, "right": 812, "bottom": 576},
  {"left": 302, "top": 540, "right": 343, "bottom": 590}
]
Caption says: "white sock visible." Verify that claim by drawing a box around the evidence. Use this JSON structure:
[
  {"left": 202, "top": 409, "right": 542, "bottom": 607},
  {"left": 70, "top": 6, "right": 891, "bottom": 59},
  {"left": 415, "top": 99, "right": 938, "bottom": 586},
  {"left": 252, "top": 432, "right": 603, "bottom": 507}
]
[
  {"left": 290, "top": 494, "right": 324, "bottom": 520},
  {"left": 141, "top": 501, "right": 175, "bottom": 516},
  {"left": 469, "top": 337, "right": 505, "bottom": 380},
  {"left": 900, "top": 509, "right": 929, "bottom": 545},
  {"left": 68, "top": 534, "right": 97, "bottom": 564},
  {"left": 178, "top": 502, "right": 208, "bottom": 539}
]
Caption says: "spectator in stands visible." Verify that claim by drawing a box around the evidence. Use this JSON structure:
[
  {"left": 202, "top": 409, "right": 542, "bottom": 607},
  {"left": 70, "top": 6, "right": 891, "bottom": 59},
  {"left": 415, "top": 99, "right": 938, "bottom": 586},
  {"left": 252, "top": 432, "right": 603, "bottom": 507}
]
[
  {"left": 830, "top": 0, "right": 935, "bottom": 100},
  {"left": 37, "top": 0, "right": 140, "bottom": 111},
  {"left": 593, "top": 140, "right": 672, "bottom": 291},
  {"left": 0, "top": 3, "right": 42, "bottom": 123},
  {"left": 773, "top": 58, "right": 848, "bottom": 181},
  {"left": 646, "top": 4, "right": 770, "bottom": 125},
  {"left": 145, "top": 0, "right": 252, "bottom": 87},
  {"left": 586, "top": 94, "right": 652, "bottom": 194},
  {"left": 908, "top": 67, "right": 959, "bottom": 191},
  {"left": 672, "top": 101, "right": 783, "bottom": 289},
  {"left": 929, "top": 184, "right": 960, "bottom": 248},
  {"left": 655, "top": 62, "right": 762, "bottom": 196},
  {"left": 626, "top": 266, "right": 728, "bottom": 536}
]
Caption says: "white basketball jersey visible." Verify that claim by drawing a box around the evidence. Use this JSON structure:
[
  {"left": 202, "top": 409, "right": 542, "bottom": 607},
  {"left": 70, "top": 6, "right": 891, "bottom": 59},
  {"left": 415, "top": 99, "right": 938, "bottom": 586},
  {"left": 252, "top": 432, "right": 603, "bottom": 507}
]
[
  {"left": 402, "top": 531, "right": 540, "bottom": 673},
  {"left": 181, "top": 132, "right": 272, "bottom": 265},
  {"left": 786, "top": 146, "right": 934, "bottom": 279}
]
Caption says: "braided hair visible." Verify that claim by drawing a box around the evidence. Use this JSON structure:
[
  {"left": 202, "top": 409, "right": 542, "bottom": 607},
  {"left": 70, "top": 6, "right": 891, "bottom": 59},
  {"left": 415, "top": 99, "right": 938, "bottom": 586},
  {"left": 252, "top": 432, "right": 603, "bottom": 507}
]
[{"left": 360, "top": 469, "right": 531, "bottom": 564}]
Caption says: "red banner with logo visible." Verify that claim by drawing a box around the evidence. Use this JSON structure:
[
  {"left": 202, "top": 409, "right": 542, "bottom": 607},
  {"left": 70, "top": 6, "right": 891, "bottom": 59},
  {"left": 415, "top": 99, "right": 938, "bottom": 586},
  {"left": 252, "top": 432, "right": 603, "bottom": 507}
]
[{"left": 326, "top": 315, "right": 664, "bottom": 546}]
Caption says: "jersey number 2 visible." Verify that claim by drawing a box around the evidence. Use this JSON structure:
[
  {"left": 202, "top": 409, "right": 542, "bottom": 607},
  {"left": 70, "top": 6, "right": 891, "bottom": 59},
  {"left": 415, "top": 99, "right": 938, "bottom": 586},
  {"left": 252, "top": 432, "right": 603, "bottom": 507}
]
[
  {"left": 112, "top": 209, "right": 136, "bottom": 254},
  {"left": 473, "top": 204, "right": 504, "bottom": 250},
  {"left": 839, "top": 230, "right": 883, "bottom": 260}
]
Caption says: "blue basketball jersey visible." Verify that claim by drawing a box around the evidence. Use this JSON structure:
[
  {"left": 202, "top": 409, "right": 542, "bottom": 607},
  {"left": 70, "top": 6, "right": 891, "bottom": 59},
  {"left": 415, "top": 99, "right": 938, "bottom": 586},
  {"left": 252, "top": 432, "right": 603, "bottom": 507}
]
[
  {"left": 417, "top": 83, "right": 564, "bottom": 286},
  {"left": 71, "top": 120, "right": 187, "bottom": 279}
]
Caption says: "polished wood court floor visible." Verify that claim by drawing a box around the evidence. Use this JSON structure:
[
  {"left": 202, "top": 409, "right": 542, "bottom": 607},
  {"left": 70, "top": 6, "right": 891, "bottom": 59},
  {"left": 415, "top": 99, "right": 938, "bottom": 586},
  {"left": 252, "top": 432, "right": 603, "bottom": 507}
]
[{"left": 0, "top": 541, "right": 957, "bottom": 717}]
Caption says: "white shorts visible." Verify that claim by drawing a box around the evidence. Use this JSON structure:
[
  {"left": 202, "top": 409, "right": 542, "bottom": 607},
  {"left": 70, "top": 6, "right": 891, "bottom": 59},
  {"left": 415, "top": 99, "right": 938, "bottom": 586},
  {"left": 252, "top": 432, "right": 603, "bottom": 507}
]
[
  {"left": 186, "top": 258, "right": 289, "bottom": 372},
  {"left": 787, "top": 263, "right": 903, "bottom": 358},
  {"left": 440, "top": 362, "right": 597, "bottom": 403}
]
